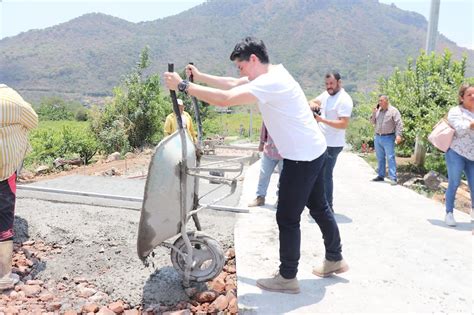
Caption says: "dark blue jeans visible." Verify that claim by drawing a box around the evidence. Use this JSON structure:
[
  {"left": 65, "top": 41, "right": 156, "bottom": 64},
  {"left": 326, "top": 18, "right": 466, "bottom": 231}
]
[
  {"left": 277, "top": 151, "right": 343, "bottom": 279},
  {"left": 323, "top": 146, "right": 343, "bottom": 209},
  {"left": 0, "top": 173, "right": 16, "bottom": 241}
]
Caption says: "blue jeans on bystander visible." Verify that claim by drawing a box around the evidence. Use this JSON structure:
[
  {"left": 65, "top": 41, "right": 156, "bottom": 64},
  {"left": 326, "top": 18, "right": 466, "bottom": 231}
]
[
  {"left": 444, "top": 148, "right": 474, "bottom": 213},
  {"left": 256, "top": 153, "right": 283, "bottom": 197},
  {"left": 374, "top": 134, "right": 397, "bottom": 181}
]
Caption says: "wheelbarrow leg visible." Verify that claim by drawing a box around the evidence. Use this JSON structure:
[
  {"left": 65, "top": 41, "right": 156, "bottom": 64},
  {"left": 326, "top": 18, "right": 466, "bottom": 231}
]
[{"left": 192, "top": 213, "right": 202, "bottom": 231}]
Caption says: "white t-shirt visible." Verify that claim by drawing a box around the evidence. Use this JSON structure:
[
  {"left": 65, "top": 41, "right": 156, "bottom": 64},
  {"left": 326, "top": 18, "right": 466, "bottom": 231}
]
[
  {"left": 238, "top": 64, "right": 327, "bottom": 161},
  {"left": 316, "top": 88, "right": 353, "bottom": 147},
  {"left": 180, "top": 114, "right": 188, "bottom": 128}
]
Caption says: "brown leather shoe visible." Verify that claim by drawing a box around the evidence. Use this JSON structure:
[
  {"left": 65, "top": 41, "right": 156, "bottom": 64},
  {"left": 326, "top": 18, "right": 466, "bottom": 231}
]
[
  {"left": 256, "top": 272, "right": 300, "bottom": 294},
  {"left": 312, "top": 259, "right": 349, "bottom": 277},
  {"left": 248, "top": 196, "right": 265, "bottom": 207}
]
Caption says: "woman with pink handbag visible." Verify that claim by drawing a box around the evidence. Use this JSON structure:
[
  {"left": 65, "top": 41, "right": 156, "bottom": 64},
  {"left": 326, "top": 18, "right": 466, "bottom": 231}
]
[{"left": 443, "top": 83, "right": 474, "bottom": 227}]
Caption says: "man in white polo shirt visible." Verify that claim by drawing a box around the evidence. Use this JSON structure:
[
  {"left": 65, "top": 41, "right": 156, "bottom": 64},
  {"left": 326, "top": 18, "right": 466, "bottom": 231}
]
[
  {"left": 164, "top": 37, "right": 348, "bottom": 294},
  {"left": 309, "top": 72, "right": 353, "bottom": 213}
]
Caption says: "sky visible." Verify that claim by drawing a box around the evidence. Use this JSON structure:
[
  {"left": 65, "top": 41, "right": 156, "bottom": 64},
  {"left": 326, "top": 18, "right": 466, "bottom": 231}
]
[{"left": 0, "top": 0, "right": 473, "bottom": 49}]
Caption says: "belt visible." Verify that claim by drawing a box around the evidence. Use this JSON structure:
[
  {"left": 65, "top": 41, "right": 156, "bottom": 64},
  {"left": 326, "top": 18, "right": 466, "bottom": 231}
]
[{"left": 376, "top": 132, "right": 395, "bottom": 136}]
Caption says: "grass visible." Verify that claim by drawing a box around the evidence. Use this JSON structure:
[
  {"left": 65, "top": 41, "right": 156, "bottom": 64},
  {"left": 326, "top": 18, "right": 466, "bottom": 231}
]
[
  {"left": 208, "top": 112, "right": 262, "bottom": 141},
  {"left": 32, "top": 120, "right": 90, "bottom": 134}
]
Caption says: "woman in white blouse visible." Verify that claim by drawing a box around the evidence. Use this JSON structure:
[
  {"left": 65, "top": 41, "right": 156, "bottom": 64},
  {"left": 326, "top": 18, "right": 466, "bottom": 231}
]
[{"left": 444, "top": 83, "right": 474, "bottom": 226}]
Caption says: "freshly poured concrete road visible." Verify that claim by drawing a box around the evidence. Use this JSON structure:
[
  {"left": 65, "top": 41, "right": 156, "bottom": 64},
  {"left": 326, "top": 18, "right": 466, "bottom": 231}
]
[{"left": 235, "top": 151, "right": 472, "bottom": 314}]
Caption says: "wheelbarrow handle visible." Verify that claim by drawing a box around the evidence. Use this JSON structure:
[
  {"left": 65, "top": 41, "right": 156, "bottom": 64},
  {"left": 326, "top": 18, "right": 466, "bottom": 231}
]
[{"left": 168, "top": 63, "right": 184, "bottom": 130}]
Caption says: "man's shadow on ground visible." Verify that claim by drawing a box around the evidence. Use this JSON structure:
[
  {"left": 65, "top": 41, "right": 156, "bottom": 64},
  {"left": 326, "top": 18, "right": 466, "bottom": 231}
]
[
  {"left": 13, "top": 215, "right": 47, "bottom": 278},
  {"left": 427, "top": 219, "right": 472, "bottom": 232},
  {"left": 259, "top": 205, "right": 353, "bottom": 224},
  {"left": 238, "top": 275, "right": 349, "bottom": 314},
  {"left": 13, "top": 215, "right": 30, "bottom": 244}
]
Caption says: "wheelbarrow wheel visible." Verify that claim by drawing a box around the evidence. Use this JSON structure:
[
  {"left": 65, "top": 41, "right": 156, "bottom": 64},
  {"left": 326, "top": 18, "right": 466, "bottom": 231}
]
[{"left": 170, "top": 232, "right": 225, "bottom": 282}]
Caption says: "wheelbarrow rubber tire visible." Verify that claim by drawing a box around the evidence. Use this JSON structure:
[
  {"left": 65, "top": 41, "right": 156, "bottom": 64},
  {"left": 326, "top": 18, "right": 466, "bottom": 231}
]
[{"left": 170, "top": 232, "right": 225, "bottom": 282}]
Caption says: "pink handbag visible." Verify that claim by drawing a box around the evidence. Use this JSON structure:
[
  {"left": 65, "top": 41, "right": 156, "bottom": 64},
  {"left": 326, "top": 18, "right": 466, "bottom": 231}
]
[{"left": 428, "top": 117, "right": 455, "bottom": 152}]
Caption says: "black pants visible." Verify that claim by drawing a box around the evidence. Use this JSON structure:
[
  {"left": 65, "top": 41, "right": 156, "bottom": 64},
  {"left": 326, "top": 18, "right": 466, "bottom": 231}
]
[
  {"left": 277, "top": 151, "right": 343, "bottom": 279},
  {"left": 0, "top": 173, "right": 16, "bottom": 241}
]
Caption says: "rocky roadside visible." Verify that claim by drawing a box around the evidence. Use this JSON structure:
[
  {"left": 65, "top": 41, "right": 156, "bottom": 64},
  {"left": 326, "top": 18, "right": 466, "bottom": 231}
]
[{"left": 0, "top": 241, "right": 238, "bottom": 315}]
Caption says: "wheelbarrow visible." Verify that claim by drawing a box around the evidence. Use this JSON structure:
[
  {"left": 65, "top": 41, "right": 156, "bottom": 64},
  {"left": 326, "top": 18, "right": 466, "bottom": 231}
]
[{"left": 136, "top": 63, "right": 245, "bottom": 287}]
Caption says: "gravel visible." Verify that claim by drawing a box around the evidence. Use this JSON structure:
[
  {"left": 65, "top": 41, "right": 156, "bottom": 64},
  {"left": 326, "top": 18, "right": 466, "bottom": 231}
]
[{"left": 15, "top": 177, "right": 239, "bottom": 308}]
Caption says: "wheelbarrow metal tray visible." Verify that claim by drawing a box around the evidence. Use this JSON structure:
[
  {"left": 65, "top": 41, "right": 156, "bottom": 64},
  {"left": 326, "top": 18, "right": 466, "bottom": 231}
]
[{"left": 137, "top": 130, "right": 196, "bottom": 259}]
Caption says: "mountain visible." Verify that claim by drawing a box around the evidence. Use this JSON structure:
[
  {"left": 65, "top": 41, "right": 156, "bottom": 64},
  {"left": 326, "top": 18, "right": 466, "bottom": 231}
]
[{"left": 0, "top": 0, "right": 472, "bottom": 104}]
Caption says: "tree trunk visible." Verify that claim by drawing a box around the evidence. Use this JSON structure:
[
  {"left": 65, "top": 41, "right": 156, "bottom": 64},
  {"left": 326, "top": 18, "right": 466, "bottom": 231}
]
[{"left": 414, "top": 134, "right": 426, "bottom": 167}]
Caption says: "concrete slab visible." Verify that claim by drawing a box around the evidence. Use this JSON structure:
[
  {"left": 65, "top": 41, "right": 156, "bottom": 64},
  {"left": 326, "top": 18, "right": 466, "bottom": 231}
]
[
  {"left": 235, "top": 151, "right": 472, "bottom": 313},
  {"left": 17, "top": 154, "right": 246, "bottom": 209}
]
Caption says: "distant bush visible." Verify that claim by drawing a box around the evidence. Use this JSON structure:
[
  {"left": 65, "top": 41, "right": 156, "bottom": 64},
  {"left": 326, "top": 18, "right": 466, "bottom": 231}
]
[
  {"left": 26, "top": 121, "right": 98, "bottom": 167},
  {"left": 75, "top": 107, "right": 89, "bottom": 121},
  {"left": 36, "top": 97, "right": 74, "bottom": 121},
  {"left": 36, "top": 96, "right": 88, "bottom": 121}
]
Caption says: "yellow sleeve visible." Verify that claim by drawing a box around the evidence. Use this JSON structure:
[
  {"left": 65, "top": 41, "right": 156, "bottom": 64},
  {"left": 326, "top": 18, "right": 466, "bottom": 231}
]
[
  {"left": 20, "top": 101, "right": 39, "bottom": 131},
  {"left": 164, "top": 114, "right": 173, "bottom": 136},
  {"left": 186, "top": 112, "right": 197, "bottom": 142}
]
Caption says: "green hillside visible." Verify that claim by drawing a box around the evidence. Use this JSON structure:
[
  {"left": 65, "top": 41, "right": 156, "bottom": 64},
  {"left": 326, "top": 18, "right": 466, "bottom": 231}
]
[{"left": 0, "top": 0, "right": 472, "bottom": 104}]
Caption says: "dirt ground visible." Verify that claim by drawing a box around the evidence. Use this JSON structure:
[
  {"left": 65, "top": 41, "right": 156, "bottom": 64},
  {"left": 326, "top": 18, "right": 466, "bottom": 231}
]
[{"left": 361, "top": 153, "right": 472, "bottom": 214}]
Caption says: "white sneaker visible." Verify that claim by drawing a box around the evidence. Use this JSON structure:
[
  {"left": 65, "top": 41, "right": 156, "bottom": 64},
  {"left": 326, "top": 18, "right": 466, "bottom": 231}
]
[{"left": 445, "top": 212, "right": 456, "bottom": 227}]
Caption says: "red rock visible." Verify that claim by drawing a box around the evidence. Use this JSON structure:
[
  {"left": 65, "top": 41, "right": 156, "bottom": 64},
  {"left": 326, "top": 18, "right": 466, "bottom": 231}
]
[
  {"left": 26, "top": 279, "right": 44, "bottom": 285},
  {"left": 77, "top": 287, "right": 97, "bottom": 298},
  {"left": 17, "top": 291, "right": 26, "bottom": 300},
  {"left": 226, "top": 290, "right": 236, "bottom": 299},
  {"left": 64, "top": 310, "right": 79, "bottom": 315},
  {"left": 209, "top": 294, "right": 229, "bottom": 312},
  {"left": 82, "top": 303, "right": 100, "bottom": 313},
  {"left": 39, "top": 292, "right": 55, "bottom": 302},
  {"left": 4, "top": 306, "right": 20, "bottom": 313},
  {"left": 225, "top": 248, "right": 235, "bottom": 259},
  {"left": 225, "top": 283, "right": 237, "bottom": 292},
  {"left": 194, "top": 290, "right": 218, "bottom": 303},
  {"left": 46, "top": 302, "right": 62, "bottom": 312},
  {"left": 108, "top": 300, "right": 124, "bottom": 314},
  {"left": 228, "top": 296, "right": 238, "bottom": 314},
  {"left": 8, "top": 290, "right": 19, "bottom": 300},
  {"left": 224, "top": 265, "right": 236, "bottom": 273},
  {"left": 162, "top": 310, "right": 191, "bottom": 315},
  {"left": 209, "top": 277, "right": 226, "bottom": 293},
  {"left": 123, "top": 310, "right": 140, "bottom": 315},
  {"left": 96, "top": 306, "right": 116, "bottom": 315},
  {"left": 21, "top": 284, "right": 42, "bottom": 297}
]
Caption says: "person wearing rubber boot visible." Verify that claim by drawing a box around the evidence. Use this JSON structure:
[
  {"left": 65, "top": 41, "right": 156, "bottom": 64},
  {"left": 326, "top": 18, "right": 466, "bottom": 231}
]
[
  {"left": 0, "top": 84, "right": 38, "bottom": 291},
  {"left": 163, "top": 37, "right": 348, "bottom": 294}
]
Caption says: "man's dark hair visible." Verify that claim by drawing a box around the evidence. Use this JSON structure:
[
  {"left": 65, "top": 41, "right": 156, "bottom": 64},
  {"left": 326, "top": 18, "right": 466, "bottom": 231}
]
[
  {"left": 325, "top": 71, "right": 341, "bottom": 81},
  {"left": 230, "top": 37, "right": 270, "bottom": 64}
]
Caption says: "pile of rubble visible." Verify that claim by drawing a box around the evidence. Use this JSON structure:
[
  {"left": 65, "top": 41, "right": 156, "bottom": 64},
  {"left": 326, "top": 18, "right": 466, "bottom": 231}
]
[{"left": 0, "top": 241, "right": 239, "bottom": 314}]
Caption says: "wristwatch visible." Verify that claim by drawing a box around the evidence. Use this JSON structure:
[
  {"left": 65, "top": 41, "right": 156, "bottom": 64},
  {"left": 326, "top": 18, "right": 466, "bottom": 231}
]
[{"left": 177, "top": 80, "right": 190, "bottom": 94}]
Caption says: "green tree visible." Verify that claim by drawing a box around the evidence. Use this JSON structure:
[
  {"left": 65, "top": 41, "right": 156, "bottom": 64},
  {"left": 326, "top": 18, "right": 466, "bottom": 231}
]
[
  {"left": 91, "top": 46, "right": 169, "bottom": 153},
  {"left": 37, "top": 97, "right": 75, "bottom": 121},
  {"left": 378, "top": 50, "right": 467, "bottom": 165}
]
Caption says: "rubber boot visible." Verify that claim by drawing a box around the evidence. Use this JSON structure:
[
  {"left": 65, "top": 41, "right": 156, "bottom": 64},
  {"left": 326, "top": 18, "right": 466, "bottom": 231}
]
[{"left": 0, "top": 240, "right": 20, "bottom": 290}]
